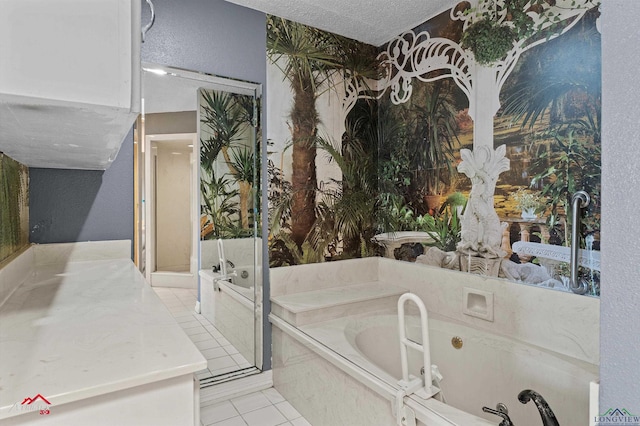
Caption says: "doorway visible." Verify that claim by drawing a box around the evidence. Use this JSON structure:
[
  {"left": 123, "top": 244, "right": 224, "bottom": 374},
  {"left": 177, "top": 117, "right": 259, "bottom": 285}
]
[{"left": 144, "top": 132, "right": 198, "bottom": 288}]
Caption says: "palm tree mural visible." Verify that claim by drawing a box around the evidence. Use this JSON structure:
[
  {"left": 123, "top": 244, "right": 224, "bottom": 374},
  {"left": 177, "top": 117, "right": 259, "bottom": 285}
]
[
  {"left": 200, "top": 89, "right": 256, "bottom": 236},
  {"left": 267, "top": 17, "right": 338, "bottom": 248},
  {"left": 200, "top": 173, "right": 239, "bottom": 239},
  {"left": 266, "top": 16, "right": 379, "bottom": 249},
  {"left": 310, "top": 101, "right": 381, "bottom": 259}
]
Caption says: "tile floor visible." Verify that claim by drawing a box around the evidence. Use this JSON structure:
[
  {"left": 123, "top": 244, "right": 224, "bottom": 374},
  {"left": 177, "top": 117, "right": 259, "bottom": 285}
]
[
  {"left": 200, "top": 388, "right": 312, "bottom": 426},
  {"left": 153, "top": 287, "right": 253, "bottom": 379},
  {"left": 153, "top": 287, "right": 313, "bottom": 426}
]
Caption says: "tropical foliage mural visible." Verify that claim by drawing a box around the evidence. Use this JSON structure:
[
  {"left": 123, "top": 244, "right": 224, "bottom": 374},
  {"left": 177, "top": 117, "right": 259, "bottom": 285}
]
[
  {"left": 0, "top": 153, "right": 29, "bottom": 263},
  {"left": 266, "top": 0, "right": 601, "bottom": 296},
  {"left": 267, "top": 15, "right": 381, "bottom": 264},
  {"left": 199, "top": 89, "right": 259, "bottom": 240}
]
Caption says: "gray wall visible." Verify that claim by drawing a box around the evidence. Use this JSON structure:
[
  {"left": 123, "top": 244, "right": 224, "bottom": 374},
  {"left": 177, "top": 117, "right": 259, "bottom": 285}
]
[
  {"left": 141, "top": 0, "right": 266, "bottom": 83},
  {"left": 29, "top": 129, "right": 134, "bottom": 246},
  {"left": 600, "top": 1, "right": 640, "bottom": 412},
  {"left": 142, "top": 0, "right": 270, "bottom": 370}
]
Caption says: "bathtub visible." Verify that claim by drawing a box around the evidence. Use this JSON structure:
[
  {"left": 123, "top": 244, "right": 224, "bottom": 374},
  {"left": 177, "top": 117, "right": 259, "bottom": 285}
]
[
  {"left": 225, "top": 264, "right": 256, "bottom": 299},
  {"left": 199, "top": 269, "right": 259, "bottom": 367},
  {"left": 200, "top": 237, "right": 259, "bottom": 300},
  {"left": 200, "top": 268, "right": 255, "bottom": 300},
  {"left": 271, "top": 311, "right": 598, "bottom": 426},
  {"left": 200, "top": 238, "right": 258, "bottom": 277}
]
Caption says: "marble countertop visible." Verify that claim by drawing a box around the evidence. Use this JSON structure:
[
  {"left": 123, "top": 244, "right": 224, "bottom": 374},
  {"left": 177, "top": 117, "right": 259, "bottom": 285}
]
[{"left": 0, "top": 258, "right": 206, "bottom": 420}]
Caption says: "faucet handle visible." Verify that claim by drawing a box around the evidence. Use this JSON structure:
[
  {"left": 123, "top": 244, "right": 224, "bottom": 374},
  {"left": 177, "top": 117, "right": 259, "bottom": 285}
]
[{"left": 482, "top": 405, "right": 514, "bottom": 426}]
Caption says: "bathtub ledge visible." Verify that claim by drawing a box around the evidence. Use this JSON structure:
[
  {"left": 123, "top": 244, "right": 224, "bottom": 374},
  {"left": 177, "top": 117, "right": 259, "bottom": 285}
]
[{"left": 271, "top": 281, "right": 406, "bottom": 326}]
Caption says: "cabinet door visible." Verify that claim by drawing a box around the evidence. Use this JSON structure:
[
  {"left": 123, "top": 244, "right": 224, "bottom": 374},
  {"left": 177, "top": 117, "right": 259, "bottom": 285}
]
[{"left": 0, "top": 0, "right": 141, "bottom": 109}]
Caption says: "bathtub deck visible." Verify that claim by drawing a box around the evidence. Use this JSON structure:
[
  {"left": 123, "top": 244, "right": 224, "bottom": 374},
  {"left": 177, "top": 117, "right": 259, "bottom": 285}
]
[{"left": 271, "top": 281, "right": 406, "bottom": 325}]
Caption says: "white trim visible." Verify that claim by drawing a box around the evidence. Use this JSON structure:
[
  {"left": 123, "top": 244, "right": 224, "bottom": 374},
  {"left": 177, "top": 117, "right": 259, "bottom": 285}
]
[
  {"left": 199, "top": 370, "right": 273, "bottom": 406},
  {"left": 142, "top": 62, "right": 259, "bottom": 97}
]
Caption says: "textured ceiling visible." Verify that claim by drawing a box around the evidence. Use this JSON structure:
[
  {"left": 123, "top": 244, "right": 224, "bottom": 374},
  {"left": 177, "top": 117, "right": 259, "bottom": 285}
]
[{"left": 224, "top": 0, "right": 457, "bottom": 46}]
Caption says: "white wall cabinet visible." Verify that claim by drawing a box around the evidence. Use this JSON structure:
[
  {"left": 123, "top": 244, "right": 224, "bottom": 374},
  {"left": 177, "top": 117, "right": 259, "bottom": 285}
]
[{"left": 0, "top": 0, "right": 141, "bottom": 170}]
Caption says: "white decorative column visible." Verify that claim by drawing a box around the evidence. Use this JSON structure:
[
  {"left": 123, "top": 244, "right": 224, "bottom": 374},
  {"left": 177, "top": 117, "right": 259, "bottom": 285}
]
[{"left": 473, "top": 65, "right": 501, "bottom": 150}]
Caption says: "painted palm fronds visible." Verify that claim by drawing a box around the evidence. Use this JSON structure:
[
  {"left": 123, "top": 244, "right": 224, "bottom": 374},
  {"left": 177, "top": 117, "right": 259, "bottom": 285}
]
[
  {"left": 0, "top": 154, "right": 29, "bottom": 262},
  {"left": 199, "top": 89, "right": 257, "bottom": 236}
]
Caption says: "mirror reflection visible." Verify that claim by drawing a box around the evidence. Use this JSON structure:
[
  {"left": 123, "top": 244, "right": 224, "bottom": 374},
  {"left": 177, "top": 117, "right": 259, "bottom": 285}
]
[
  {"left": 141, "top": 63, "right": 262, "bottom": 383},
  {"left": 199, "top": 88, "right": 260, "bottom": 302}
]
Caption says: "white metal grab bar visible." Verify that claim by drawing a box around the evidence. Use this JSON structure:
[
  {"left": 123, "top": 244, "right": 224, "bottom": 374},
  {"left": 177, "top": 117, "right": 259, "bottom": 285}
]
[
  {"left": 217, "top": 238, "right": 227, "bottom": 276},
  {"left": 397, "top": 293, "right": 439, "bottom": 399},
  {"left": 214, "top": 239, "right": 236, "bottom": 291}
]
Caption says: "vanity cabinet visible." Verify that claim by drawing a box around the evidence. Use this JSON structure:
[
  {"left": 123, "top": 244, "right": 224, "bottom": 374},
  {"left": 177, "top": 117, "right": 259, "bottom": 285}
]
[{"left": 0, "top": 0, "right": 141, "bottom": 170}]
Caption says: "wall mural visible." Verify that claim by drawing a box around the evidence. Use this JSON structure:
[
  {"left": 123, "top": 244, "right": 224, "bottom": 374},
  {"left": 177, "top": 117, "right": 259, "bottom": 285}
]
[
  {"left": 0, "top": 153, "right": 29, "bottom": 263},
  {"left": 267, "top": 16, "right": 381, "bottom": 264},
  {"left": 199, "top": 89, "right": 259, "bottom": 240},
  {"left": 266, "top": 0, "right": 601, "bottom": 296}
]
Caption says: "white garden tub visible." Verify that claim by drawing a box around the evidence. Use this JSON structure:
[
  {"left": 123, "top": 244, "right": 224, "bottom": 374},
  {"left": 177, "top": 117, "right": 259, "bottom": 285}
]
[{"left": 272, "top": 311, "right": 598, "bottom": 426}]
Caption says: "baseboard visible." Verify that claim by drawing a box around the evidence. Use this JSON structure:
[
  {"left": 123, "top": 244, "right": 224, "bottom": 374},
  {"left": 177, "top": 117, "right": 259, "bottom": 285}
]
[
  {"left": 200, "top": 370, "right": 273, "bottom": 406},
  {"left": 151, "top": 271, "right": 197, "bottom": 289}
]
